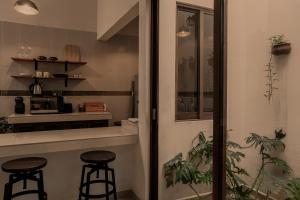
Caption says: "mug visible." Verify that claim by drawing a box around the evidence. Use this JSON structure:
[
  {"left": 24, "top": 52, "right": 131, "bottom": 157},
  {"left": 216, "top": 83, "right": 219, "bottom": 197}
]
[
  {"left": 43, "top": 72, "right": 50, "bottom": 78},
  {"left": 35, "top": 71, "right": 43, "bottom": 78}
]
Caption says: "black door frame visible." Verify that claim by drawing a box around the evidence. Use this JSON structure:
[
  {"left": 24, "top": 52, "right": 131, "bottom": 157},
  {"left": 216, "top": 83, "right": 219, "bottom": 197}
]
[
  {"left": 150, "top": 0, "right": 159, "bottom": 199},
  {"left": 212, "top": 0, "right": 227, "bottom": 199},
  {"left": 149, "top": 0, "right": 227, "bottom": 199}
]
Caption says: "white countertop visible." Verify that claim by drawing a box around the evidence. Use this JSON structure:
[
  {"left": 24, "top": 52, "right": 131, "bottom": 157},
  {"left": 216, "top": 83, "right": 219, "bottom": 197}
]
[
  {"left": 8, "top": 112, "right": 112, "bottom": 124},
  {"left": 0, "top": 126, "right": 138, "bottom": 158}
]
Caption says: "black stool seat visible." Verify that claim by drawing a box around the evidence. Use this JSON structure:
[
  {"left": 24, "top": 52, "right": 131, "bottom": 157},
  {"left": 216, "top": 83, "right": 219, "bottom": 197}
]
[
  {"left": 80, "top": 150, "right": 116, "bottom": 164},
  {"left": 79, "top": 151, "right": 117, "bottom": 200},
  {"left": 2, "top": 157, "right": 47, "bottom": 173},
  {"left": 1, "top": 157, "right": 47, "bottom": 200}
]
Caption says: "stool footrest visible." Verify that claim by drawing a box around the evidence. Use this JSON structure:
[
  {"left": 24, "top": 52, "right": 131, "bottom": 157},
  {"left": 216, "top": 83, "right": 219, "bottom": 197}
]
[
  {"left": 12, "top": 190, "right": 47, "bottom": 199},
  {"left": 80, "top": 180, "right": 115, "bottom": 198}
]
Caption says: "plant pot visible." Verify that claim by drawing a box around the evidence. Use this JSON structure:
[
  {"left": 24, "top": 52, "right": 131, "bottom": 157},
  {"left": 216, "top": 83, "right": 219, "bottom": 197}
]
[{"left": 271, "top": 43, "right": 291, "bottom": 55}]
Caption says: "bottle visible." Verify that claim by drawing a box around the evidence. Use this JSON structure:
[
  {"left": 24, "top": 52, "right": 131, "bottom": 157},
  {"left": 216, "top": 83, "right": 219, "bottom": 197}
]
[{"left": 15, "top": 97, "right": 25, "bottom": 114}]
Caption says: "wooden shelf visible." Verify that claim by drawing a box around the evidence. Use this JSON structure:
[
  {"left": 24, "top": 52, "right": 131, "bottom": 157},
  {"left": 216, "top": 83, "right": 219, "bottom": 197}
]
[
  {"left": 11, "top": 56, "right": 87, "bottom": 87},
  {"left": 11, "top": 57, "right": 87, "bottom": 65},
  {"left": 11, "top": 75, "right": 86, "bottom": 80}
]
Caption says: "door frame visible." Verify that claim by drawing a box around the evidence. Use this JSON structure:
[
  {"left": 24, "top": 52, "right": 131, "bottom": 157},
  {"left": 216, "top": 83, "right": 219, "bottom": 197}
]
[
  {"left": 212, "top": 0, "right": 227, "bottom": 199},
  {"left": 150, "top": 0, "right": 159, "bottom": 199},
  {"left": 149, "top": 0, "right": 227, "bottom": 199}
]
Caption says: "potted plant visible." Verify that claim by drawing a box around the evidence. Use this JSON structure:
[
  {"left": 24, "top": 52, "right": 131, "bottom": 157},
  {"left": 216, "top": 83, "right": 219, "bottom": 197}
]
[
  {"left": 0, "top": 117, "right": 10, "bottom": 133},
  {"left": 270, "top": 35, "right": 291, "bottom": 55},
  {"left": 164, "top": 130, "right": 291, "bottom": 200}
]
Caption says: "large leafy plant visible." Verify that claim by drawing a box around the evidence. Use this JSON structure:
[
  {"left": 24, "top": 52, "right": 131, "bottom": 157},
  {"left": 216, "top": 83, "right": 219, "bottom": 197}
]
[
  {"left": 285, "top": 178, "right": 300, "bottom": 200},
  {"left": 164, "top": 130, "right": 291, "bottom": 200}
]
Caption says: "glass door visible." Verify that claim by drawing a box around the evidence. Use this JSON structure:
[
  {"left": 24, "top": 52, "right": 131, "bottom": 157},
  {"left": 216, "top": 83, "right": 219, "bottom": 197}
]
[{"left": 157, "top": 0, "right": 215, "bottom": 199}]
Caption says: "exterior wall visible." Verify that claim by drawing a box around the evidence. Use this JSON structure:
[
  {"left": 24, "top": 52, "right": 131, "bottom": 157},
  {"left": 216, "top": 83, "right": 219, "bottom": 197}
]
[
  {"left": 0, "top": 0, "right": 97, "bottom": 32},
  {"left": 227, "top": 0, "right": 277, "bottom": 182},
  {"left": 158, "top": 0, "right": 214, "bottom": 199},
  {"left": 268, "top": 0, "right": 300, "bottom": 178},
  {"left": 227, "top": 0, "right": 300, "bottom": 187}
]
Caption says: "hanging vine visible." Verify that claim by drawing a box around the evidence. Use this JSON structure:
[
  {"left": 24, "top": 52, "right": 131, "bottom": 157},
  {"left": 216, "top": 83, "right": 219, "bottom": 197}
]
[
  {"left": 264, "top": 35, "right": 291, "bottom": 102},
  {"left": 264, "top": 54, "right": 279, "bottom": 102}
]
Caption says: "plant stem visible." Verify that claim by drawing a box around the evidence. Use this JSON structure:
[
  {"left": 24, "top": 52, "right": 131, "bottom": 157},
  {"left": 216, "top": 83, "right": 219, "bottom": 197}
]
[
  {"left": 251, "top": 163, "right": 265, "bottom": 192},
  {"left": 188, "top": 184, "right": 201, "bottom": 200}
]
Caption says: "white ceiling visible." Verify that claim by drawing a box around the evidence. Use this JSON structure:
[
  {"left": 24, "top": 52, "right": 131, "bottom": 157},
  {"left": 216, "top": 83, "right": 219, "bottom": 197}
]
[{"left": 0, "top": 0, "right": 97, "bottom": 32}]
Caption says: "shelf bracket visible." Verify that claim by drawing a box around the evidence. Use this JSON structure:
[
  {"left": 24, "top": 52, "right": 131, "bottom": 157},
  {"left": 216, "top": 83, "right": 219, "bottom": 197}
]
[
  {"left": 65, "top": 77, "right": 68, "bottom": 87},
  {"left": 34, "top": 59, "right": 38, "bottom": 71},
  {"left": 64, "top": 61, "right": 68, "bottom": 72}
]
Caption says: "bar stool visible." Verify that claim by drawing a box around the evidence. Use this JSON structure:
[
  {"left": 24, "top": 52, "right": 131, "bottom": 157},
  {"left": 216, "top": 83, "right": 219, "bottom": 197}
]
[
  {"left": 1, "top": 157, "right": 47, "bottom": 200},
  {"left": 78, "top": 150, "right": 117, "bottom": 200}
]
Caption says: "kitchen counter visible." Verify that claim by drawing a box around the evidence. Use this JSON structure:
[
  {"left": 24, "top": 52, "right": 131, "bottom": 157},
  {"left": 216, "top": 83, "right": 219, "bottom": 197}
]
[
  {"left": 8, "top": 112, "right": 112, "bottom": 124},
  {"left": 0, "top": 126, "right": 138, "bottom": 158}
]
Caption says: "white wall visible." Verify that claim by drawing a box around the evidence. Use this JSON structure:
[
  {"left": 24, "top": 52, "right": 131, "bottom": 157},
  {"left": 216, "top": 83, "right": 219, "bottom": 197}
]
[
  {"left": 227, "top": 0, "right": 278, "bottom": 182},
  {"left": 97, "top": 0, "right": 139, "bottom": 40},
  {"left": 0, "top": 0, "right": 97, "bottom": 32},
  {"left": 227, "top": 0, "right": 300, "bottom": 187},
  {"left": 132, "top": 0, "right": 150, "bottom": 199},
  {"left": 158, "top": 0, "right": 213, "bottom": 199},
  {"left": 268, "top": 0, "right": 300, "bottom": 178}
]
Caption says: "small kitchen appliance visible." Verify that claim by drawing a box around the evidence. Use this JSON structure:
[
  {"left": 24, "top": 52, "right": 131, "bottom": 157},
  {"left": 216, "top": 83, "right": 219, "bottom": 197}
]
[
  {"left": 29, "top": 82, "right": 42, "bottom": 96},
  {"left": 30, "top": 96, "right": 59, "bottom": 114}
]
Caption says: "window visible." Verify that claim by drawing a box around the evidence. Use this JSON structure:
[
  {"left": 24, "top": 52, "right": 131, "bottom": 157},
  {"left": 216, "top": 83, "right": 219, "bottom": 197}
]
[{"left": 176, "top": 4, "right": 213, "bottom": 121}]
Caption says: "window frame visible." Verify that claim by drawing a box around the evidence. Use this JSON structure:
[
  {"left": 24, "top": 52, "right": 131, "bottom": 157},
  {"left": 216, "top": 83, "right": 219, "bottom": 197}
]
[{"left": 175, "top": 3, "right": 214, "bottom": 121}]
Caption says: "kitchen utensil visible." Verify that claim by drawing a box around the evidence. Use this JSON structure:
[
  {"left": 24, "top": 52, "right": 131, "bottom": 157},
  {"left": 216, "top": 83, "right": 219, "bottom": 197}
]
[
  {"left": 15, "top": 96, "right": 25, "bottom": 114},
  {"left": 24, "top": 46, "right": 32, "bottom": 58},
  {"left": 48, "top": 56, "right": 58, "bottom": 61},
  {"left": 29, "top": 82, "right": 43, "bottom": 96},
  {"left": 57, "top": 95, "right": 65, "bottom": 113},
  {"left": 30, "top": 97, "right": 59, "bottom": 114},
  {"left": 43, "top": 72, "right": 50, "bottom": 78},
  {"left": 35, "top": 71, "right": 43, "bottom": 78},
  {"left": 78, "top": 104, "right": 85, "bottom": 112},
  {"left": 37, "top": 56, "right": 47, "bottom": 60}
]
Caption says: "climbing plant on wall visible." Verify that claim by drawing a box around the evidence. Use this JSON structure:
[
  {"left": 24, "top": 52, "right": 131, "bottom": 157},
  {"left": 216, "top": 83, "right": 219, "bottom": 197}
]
[{"left": 264, "top": 35, "right": 291, "bottom": 102}]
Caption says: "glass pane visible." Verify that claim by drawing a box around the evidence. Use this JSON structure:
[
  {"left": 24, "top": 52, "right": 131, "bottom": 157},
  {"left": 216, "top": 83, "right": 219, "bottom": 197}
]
[
  {"left": 202, "top": 14, "right": 214, "bottom": 113},
  {"left": 176, "top": 7, "right": 214, "bottom": 121},
  {"left": 176, "top": 7, "right": 200, "bottom": 120},
  {"left": 161, "top": 2, "right": 214, "bottom": 199}
]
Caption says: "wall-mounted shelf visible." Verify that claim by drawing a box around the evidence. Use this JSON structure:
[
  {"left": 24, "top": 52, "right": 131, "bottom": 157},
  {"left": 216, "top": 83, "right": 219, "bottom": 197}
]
[
  {"left": 11, "top": 57, "right": 87, "bottom": 71},
  {"left": 11, "top": 75, "right": 85, "bottom": 80},
  {"left": 11, "top": 75, "right": 86, "bottom": 87},
  {"left": 11, "top": 57, "right": 87, "bottom": 65},
  {"left": 11, "top": 57, "right": 87, "bottom": 87}
]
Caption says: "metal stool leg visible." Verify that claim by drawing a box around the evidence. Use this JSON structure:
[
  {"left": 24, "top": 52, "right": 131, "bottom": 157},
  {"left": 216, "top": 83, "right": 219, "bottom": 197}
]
[
  {"left": 3, "top": 175, "right": 13, "bottom": 200},
  {"left": 37, "top": 171, "right": 46, "bottom": 200},
  {"left": 85, "top": 169, "right": 93, "bottom": 200},
  {"left": 111, "top": 169, "right": 117, "bottom": 200},
  {"left": 78, "top": 165, "right": 86, "bottom": 200},
  {"left": 104, "top": 164, "right": 109, "bottom": 200},
  {"left": 3, "top": 183, "right": 10, "bottom": 200}
]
